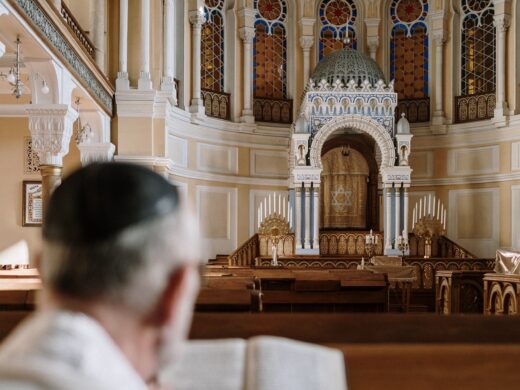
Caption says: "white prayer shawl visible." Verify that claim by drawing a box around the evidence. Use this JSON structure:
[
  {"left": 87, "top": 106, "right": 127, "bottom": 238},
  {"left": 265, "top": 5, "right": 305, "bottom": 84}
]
[{"left": 0, "top": 310, "right": 148, "bottom": 390}]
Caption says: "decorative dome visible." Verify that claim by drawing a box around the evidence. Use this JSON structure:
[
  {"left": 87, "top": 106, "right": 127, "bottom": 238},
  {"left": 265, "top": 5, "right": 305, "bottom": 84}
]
[
  {"left": 310, "top": 46, "right": 386, "bottom": 86},
  {"left": 396, "top": 113, "right": 411, "bottom": 134}
]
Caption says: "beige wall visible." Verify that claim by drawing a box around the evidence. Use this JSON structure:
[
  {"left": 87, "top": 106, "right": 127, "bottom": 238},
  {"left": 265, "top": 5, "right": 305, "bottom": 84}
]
[{"left": 0, "top": 117, "right": 81, "bottom": 264}]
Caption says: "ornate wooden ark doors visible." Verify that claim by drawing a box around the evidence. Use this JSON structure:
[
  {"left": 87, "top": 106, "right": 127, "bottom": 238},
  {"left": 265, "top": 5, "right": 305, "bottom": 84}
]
[{"left": 320, "top": 145, "right": 377, "bottom": 230}]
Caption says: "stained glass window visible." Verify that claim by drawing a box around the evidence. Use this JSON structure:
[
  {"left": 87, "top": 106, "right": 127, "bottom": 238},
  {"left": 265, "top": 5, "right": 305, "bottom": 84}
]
[
  {"left": 318, "top": 0, "right": 357, "bottom": 60},
  {"left": 254, "top": 0, "right": 288, "bottom": 99},
  {"left": 460, "top": 0, "right": 495, "bottom": 95},
  {"left": 390, "top": 0, "right": 429, "bottom": 99},
  {"left": 202, "top": 0, "right": 225, "bottom": 92}
]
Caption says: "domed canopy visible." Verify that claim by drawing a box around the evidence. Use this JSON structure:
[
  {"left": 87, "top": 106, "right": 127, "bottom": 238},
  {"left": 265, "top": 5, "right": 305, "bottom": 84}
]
[{"left": 310, "top": 47, "right": 386, "bottom": 86}]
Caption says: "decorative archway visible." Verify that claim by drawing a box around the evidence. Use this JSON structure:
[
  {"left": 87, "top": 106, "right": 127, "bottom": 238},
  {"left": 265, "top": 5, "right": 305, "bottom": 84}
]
[{"left": 309, "top": 114, "right": 396, "bottom": 172}]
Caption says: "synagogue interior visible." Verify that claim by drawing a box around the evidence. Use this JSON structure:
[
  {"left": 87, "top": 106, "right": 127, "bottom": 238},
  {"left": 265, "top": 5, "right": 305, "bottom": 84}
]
[{"left": 1, "top": 0, "right": 520, "bottom": 388}]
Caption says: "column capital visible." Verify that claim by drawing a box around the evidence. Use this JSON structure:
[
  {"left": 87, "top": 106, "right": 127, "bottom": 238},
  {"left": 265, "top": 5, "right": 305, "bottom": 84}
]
[
  {"left": 27, "top": 104, "right": 78, "bottom": 166},
  {"left": 77, "top": 142, "right": 116, "bottom": 166},
  {"left": 299, "top": 36, "right": 314, "bottom": 51},
  {"left": 239, "top": 27, "right": 255, "bottom": 44},
  {"left": 367, "top": 36, "right": 379, "bottom": 50},
  {"left": 493, "top": 14, "right": 511, "bottom": 32},
  {"left": 189, "top": 9, "right": 206, "bottom": 27},
  {"left": 432, "top": 30, "right": 446, "bottom": 46}
]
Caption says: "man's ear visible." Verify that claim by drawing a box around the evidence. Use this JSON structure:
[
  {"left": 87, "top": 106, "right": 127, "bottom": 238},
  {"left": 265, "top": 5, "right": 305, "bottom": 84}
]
[{"left": 154, "top": 264, "right": 193, "bottom": 326}]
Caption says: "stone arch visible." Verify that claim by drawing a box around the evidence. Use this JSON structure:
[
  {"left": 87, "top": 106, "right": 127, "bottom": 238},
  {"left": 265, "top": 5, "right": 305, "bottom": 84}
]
[{"left": 309, "top": 114, "right": 395, "bottom": 172}]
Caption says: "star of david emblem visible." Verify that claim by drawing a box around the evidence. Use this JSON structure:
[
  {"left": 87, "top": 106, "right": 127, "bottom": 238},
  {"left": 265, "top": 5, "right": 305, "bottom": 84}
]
[{"left": 331, "top": 186, "right": 352, "bottom": 212}]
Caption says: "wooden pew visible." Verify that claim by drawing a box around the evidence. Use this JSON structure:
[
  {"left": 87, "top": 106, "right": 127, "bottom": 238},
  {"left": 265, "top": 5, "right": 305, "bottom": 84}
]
[
  {"left": 196, "top": 276, "right": 260, "bottom": 312},
  {"left": 189, "top": 313, "right": 520, "bottom": 390}
]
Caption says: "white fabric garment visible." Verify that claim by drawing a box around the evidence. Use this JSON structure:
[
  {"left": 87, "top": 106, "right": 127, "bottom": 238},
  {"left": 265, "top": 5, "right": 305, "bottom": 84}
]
[{"left": 0, "top": 310, "right": 148, "bottom": 390}]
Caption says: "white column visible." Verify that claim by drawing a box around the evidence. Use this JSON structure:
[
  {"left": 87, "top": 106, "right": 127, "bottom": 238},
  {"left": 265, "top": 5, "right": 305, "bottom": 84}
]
[
  {"left": 239, "top": 27, "right": 255, "bottom": 123},
  {"left": 91, "top": 0, "right": 106, "bottom": 72},
  {"left": 116, "top": 0, "right": 129, "bottom": 90},
  {"left": 304, "top": 185, "right": 311, "bottom": 249},
  {"left": 367, "top": 37, "right": 379, "bottom": 61},
  {"left": 385, "top": 185, "right": 392, "bottom": 250},
  {"left": 188, "top": 10, "right": 206, "bottom": 115},
  {"left": 313, "top": 186, "right": 320, "bottom": 249},
  {"left": 432, "top": 33, "right": 445, "bottom": 124},
  {"left": 300, "top": 36, "right": 313, "bottom": 86},
  {"left": 403, "top": 187, "right": 410, "bottom": 239},
  {"left": 493, "top": 14, "right": 510, "bottom": 121},
  {"left": 295, "top": 187, "right": 302, "bottom": 249},
  {"left": 138, "top": 0, "right": 152, "bottom": 90},
  {"left": 395, "top": 184, "right": 401, "bottom": 244},
  {"left": 161, "top": 0, "right": 176, "bottom": 100}
]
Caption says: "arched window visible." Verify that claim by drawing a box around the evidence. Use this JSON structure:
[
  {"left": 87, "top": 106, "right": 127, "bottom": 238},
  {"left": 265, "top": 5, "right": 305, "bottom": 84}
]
[
  {"left": 318, "top": 0, "right": 358, "bottom": 60},
  {"left": 253, "top": 0, "right": 288, "bottom": 99},
  {"left": 460, "top": 0, "right": 495, "bottom": 96},
  {"left": 390, "top": 0, "right": 429, "bottom": 100},
  {"left": 201, "top": 0, "right": 225, "bottom": 92}
]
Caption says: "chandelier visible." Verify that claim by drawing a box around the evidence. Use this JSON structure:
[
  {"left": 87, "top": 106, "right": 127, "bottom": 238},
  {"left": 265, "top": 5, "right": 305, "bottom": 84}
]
[{"left": 0, "top": 36, "right": 49, "bottom": 99}]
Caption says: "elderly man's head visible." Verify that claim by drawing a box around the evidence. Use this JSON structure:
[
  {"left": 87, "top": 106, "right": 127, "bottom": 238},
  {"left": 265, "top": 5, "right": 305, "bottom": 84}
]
[{"left": 39, "top": 162, "right": 200, "bottom": 381}]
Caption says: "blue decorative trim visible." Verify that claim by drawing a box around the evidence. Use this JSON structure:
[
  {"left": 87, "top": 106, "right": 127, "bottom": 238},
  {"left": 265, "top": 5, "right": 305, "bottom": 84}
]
[{"left": 14, "top": 0, "right": 113, "bottom": 114}]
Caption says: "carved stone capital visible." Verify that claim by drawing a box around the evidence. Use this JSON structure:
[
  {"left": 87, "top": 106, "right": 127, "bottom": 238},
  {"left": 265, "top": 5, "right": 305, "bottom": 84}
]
[
  {"left": 77, "top": 142, "right": 116, "bottom": 166},
  {"left": 493, "top": 14, "right": 511, "bottom": 32},
  {"left": 189, "top": 10, "right": 205, "bottom": 28},
  {"left": 299, "top": 36, "right": 314, "bottom": 51},
  {"left": 432, "top": 31, "right": 446, "bottom": 47},
  {"left": 367, "top": 36, "right": 380, "bottom": 50},
  {"left": 239, "top": 27, "right": 255, "bottom": 44},
  {"left": 27, "top": 104, "right": 78, "bottom": 166}
]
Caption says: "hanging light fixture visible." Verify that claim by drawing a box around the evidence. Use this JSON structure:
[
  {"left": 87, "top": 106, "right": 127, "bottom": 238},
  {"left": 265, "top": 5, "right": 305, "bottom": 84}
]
[
  {"left": 341, "top": 144, "right": 351, "bottom": 157},
  {"left": 0, "top": 36, "right": 24, "bottom": 99}
]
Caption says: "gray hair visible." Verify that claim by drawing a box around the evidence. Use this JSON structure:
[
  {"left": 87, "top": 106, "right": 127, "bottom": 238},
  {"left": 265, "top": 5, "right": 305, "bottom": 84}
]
[{"left": 40, "top": 204, "right": 201, "bottom": 315}]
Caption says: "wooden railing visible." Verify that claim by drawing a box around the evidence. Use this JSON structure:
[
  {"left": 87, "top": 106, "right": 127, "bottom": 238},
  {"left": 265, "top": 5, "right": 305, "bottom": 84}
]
[
  {"left": 253, "top": 97, "right": 293, "bottom": 124},
  {"left": 201, "top": 89, "right": 231, "bottom": 120},
  {"left": 408, "top": 234, "right": 476, "bottom": 259},
  {"left": 227, "top": 234, "right": 259, "bottom": 266},
  {"left": 395, "top": 98, "right": 430, "bottom": 123},
  {"left": 319, "top": 231, "right": 384, "bottom": 257},
  {"left": 60, "top": 2, "right": 95, "bottom": 60},
  {"left": 455, "top": 92, "right": 496, "bottom": 123}
]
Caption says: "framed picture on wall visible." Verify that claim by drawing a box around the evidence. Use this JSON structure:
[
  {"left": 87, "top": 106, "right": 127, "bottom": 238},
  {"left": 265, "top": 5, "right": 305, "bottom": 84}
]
[{"left": 22, "top": 181, "right": 43, "bottom": 227}]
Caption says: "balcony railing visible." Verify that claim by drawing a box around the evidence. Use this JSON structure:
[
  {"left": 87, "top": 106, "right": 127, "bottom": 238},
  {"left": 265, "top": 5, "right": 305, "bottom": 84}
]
[
  {"left": 395, "top": 98, "right": 430, "bottom": 123},
  {"left": 455, "top": 92, "right": 496, "bottom": 123},
  {"left": 253, "top": 97, "right": 293, "bottom": 124},
  {"left": 60, "top": 2, "right": 95, "bottom": 60},
  {"left": 201, "top": 89, "right": 231, "bottom": 120}
]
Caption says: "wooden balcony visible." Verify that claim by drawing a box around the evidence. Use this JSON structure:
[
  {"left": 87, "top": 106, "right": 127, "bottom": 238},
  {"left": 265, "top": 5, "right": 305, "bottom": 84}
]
[
  {"left": 201, "top": 89, "right": 231, "bottom": 120},
  {"left": 455, "top": 92, "right": 496, "bottom": 123},
  {"left": 253, "top": 97, "right": 293, "bottom": 124},
  {"left": 395, "top": 98, "right": 430, "bottom": 123}
]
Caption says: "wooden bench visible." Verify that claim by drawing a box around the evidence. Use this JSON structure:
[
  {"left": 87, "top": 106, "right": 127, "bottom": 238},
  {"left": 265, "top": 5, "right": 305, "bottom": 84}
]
[{"left": 196, "top": 276, "right": 260, "bottom": 312}]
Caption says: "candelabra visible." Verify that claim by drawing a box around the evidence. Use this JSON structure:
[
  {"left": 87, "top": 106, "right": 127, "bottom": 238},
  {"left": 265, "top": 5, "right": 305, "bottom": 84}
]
[
  {"left": 258, "top": 214, "right": 289, "bottom": 267},
  {"left": 365, "top": 229, "right": 378, "bottom": 261},
  {"left": 396, "top": 235, "right": 409, "bottom": 258}
]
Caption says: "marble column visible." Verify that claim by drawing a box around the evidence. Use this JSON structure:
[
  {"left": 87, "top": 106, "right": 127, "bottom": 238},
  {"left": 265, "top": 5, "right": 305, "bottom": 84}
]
[
  {"left": 295, "top": 187, "right": 302, "bottom": 249},
  {"left": 493, "top": 14, "right": 510, "bottom": 121},
  {"left": 395, "top": 184, "right": 401, "bottom": 244},
  {"left": 27, "top": 105, "right": 78, "bottom": 214},
  {"left": 432, "top": 33, "right": 445, "bottom": 124},
  {"left": 138, "top": 0, "right": 152, "bottom": 90},
  {"left": 304, "top": 186, "right": 311, "bottom": 249},
  {"left": 189, "top": 9, "right": 206, "bottom": 115},
  {"left": 239, "top": 27, "right": 255, "bottom": 123},
  {"left": 385, "top": 186, "right": 392, "bottom": 250},
  {"left": 90, "top": 0, "right": 106, "bottom": 72},
  {"left": 116, "top": 0, "right": 129, "bottom": 90},
  {"left": 161, "top": 0, "right": 176, "bottom": 100},
  {"left": 300, "top": 36, "right": 314, "bottom": 86},
  {"left": 403, "top": 187, "right": 409, "bottom": 240},
  {"left": 313, "top": 186, "right": 320, "bottom": 249}
]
